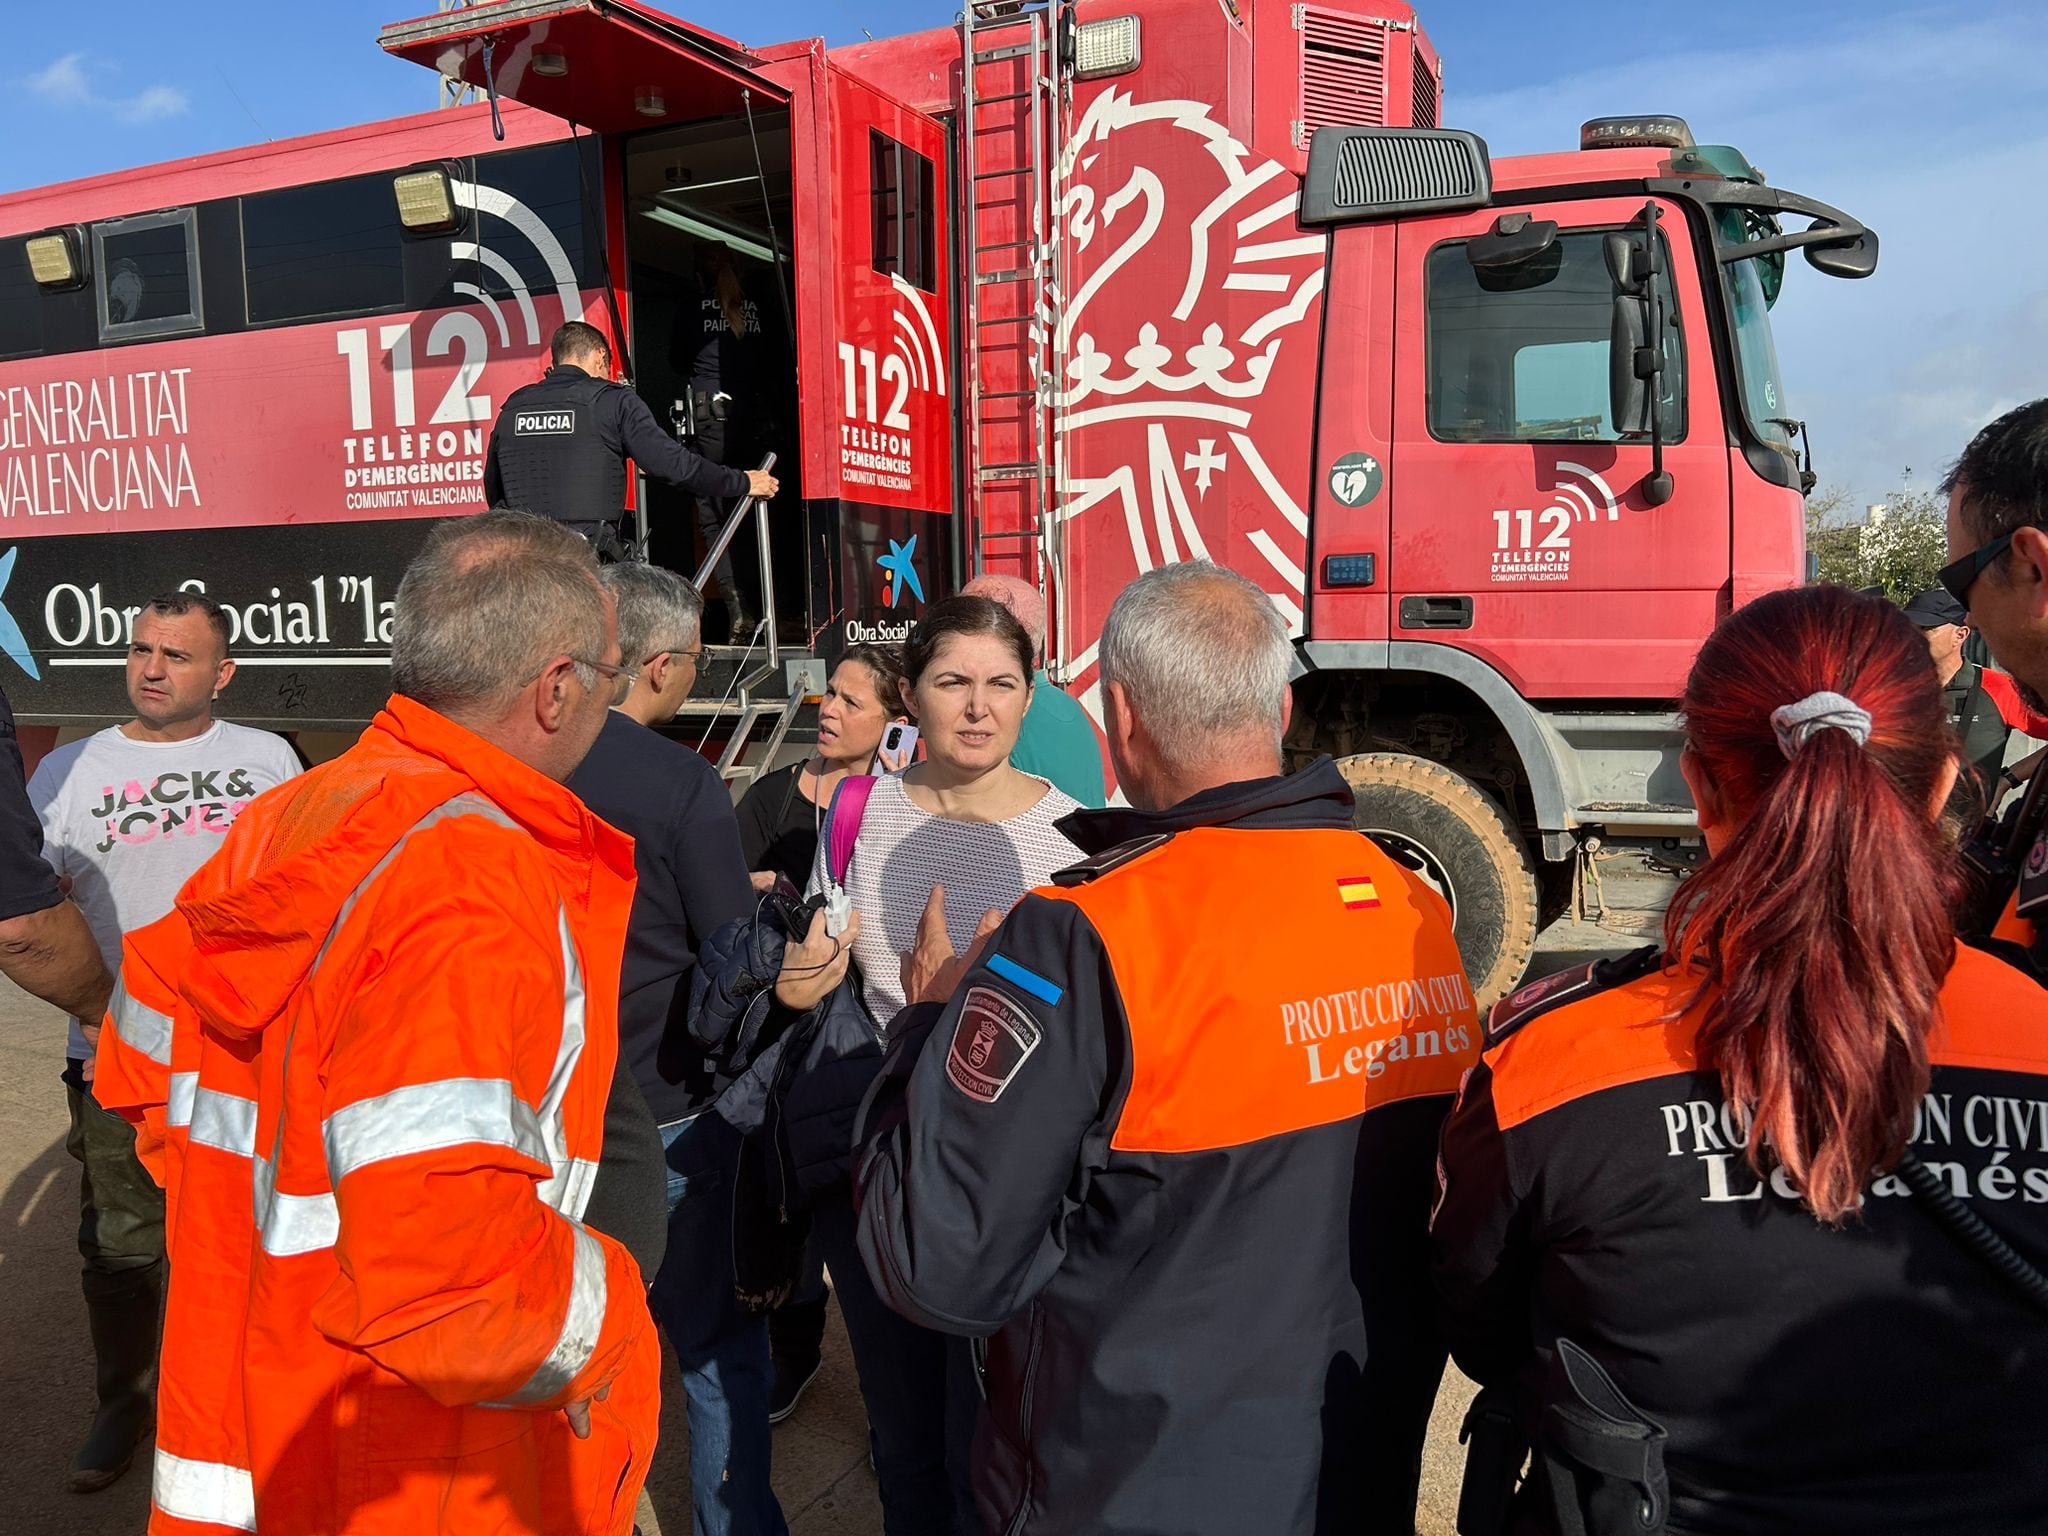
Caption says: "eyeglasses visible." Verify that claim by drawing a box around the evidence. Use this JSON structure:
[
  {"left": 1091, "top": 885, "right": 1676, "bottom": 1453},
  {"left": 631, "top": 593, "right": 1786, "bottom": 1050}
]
[
  {"left": 572, "top": 656, "right": 639, "bottom": 701},
  {"left": 1937, "top": 530, "right": 2027, "bottom": 607}
]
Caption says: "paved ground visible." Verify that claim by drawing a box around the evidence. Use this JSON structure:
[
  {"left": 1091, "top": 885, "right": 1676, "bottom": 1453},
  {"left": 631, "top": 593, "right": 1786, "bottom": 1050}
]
[{"left": 0, "top": 916, "right": 1648, "bottom": 1535}]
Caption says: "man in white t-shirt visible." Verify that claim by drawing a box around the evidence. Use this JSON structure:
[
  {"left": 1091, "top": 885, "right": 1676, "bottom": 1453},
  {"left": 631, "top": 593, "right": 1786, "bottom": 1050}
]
[{"left": 27, "top": 589, "right": 301, "bottom": 1495}]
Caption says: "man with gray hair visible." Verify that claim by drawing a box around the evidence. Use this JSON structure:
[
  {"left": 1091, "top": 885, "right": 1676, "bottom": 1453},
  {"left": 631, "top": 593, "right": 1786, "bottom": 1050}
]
[
  {"left": 852, "top": 559, "right": 1480, "bottom": 1536},
  {"left": 91, "top": 509, "right": 665, "bottom": 1535},
  {"left": 961, "top": 572, "right": 1106, "bottom": 806},
  {"left": 565, "top": 562, "right": 786, "bottom": 1536}
]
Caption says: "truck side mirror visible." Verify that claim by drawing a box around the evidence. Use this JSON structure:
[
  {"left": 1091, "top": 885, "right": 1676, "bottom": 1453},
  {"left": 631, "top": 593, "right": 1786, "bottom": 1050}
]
[
  {"left": 1603, "top": 232, "right": 1638, "bottom": 295},
  {"left": 1609, "top": 293, "right": 1651, "bottom": 436},
  {"left": 1804, "top": 228, "right": 1878, "bottom": 280}
]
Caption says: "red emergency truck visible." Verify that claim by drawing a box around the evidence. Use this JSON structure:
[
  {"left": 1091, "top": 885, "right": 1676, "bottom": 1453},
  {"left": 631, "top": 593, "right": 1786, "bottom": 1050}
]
[{"left": 0, "top": 0, "right": 1877, "bottom": 998}]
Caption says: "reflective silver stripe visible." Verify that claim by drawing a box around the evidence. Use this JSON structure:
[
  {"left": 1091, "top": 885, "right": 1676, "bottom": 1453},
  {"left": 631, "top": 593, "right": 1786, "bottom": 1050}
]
[
  {"left": 109, "top": 977, "right": 173, "bottom": 1066},
  {"left": 490, "top": 1215, "right": 606, "bottom": 1405},
  {"left": 539, "top": 1156, "right": 602, "bottom": 1219},
  {"left": 532, "top": 907, "right": 591, "bottom": 1218},
  {"left": 310, "top": 792, "right": 518, "bottom": 971},
  {"left": 252, "top": 1155, "right": 339, "bottom": 1257},
  {"left": 323, "top": 1077, "right": 548, "bottom": 1182},
  {"left": 166, "top": 1071, "right": 197, "bottom": 1129},
  {"left": 153, "top": 1449, "right": 257, "bottom": 1532},
  {"left": 189, "top": 1088, "right": 259, "bottom": 1160},
  {"left": 250, "top": 792, "right": 520, "bottom": 1260}
]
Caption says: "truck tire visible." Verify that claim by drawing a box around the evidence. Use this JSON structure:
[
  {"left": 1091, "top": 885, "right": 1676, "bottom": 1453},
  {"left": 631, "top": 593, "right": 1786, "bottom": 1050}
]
[{"left": 1336, "top": 753, "right": 1539, "bottom": 1010}]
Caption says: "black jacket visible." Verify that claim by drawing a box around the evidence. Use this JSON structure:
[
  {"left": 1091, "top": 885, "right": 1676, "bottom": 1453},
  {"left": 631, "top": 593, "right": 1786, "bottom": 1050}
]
[
  {"left": 1433, "top": 943, "right": 2048, "bottom": 1535},
  {"left": 852, "top": 761, "right": 1482, "bottom": 1536},
  {"left": 567, "top": 711, "right": 752, "bottom": 1121},
  {"left": 689, "top": 895, "right": 886, "bottom": 1196},
  {"left": 483, "top": 365, "right": 748, "bottom": 527}
]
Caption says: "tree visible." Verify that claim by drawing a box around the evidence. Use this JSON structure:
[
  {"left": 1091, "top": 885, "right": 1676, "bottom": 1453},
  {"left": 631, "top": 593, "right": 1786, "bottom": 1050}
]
[
  {"left": 1857, "top": 489, "right": 1949, "bottom": 602},
  {"left": 1804, "top": 485, "right": 1865, "bottom": 588},
  {"left": 1802, "top": 481, "right": 1948, "bottom": 600}
]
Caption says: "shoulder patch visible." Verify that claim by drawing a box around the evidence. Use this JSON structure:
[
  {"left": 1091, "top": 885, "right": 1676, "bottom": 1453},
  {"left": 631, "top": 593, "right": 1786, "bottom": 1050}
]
[
  {"left": 1487, "top": 945, "right": 1663, "bottom": 1046},
  {"left": 1051, "top": 832, "right": 1173, "bottom": 887},
  {"left": 2017, "top": 826, "right": 2048, "bottom": 917},
  {"left": 945, "top": 986, "right": 1043, "bottom": 1104}
]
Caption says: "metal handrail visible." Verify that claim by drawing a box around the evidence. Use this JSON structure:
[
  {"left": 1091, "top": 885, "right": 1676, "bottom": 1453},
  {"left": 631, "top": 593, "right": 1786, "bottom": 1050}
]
[{"left": 692, "top": 449, "right": 778, "bottom": 595}]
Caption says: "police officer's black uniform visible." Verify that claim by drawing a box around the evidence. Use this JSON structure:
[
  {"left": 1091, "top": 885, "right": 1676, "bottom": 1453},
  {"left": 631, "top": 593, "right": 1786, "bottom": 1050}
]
[
  {"left": 1906, "top": 589, "right": 2015, "bottom": 797},
  {"left": 1944, "top": 657, "right": 2013, "bottom": 792},
  {"left": 482, "top": 365, "right": 748, "bottom": 549}
]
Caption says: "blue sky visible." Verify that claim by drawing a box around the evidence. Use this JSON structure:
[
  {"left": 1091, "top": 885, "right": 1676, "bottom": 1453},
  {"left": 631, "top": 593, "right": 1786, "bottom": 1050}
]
[{"left": 2, "top": 0, "right": 2038, "bottom": 512}]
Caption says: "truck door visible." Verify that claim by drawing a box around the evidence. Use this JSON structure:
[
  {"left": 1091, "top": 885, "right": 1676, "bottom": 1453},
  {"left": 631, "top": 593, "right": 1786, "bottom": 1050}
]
[
  {"left": 1387, "top": 196, "right": 1733, "bottom": 701},
  {"left": 797, "top": 65, "right": 956, "bottom": 644}
]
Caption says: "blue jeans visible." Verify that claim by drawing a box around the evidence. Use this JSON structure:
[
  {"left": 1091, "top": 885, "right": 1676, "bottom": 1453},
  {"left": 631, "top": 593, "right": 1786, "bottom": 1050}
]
[{"left": 652, "top": 1111, "right": 788, "bottom": 1536}]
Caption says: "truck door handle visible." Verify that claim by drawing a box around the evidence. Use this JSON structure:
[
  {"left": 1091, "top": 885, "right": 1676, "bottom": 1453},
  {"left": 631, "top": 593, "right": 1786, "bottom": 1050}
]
[{"left": 1398, "top": 595, "right": 1473, "bottom": 630}]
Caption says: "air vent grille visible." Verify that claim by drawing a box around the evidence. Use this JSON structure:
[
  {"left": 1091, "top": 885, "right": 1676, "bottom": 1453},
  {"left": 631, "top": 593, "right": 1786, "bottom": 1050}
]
[
  {"left": 1411, "top": 47, "right": 1440, "bottom": 129},
  {"left": 1330, "top": 132, "right": 1482, "bottom": 211},
  {"left": 1299, "top": 8, "right": 1390, "bottom": 148}
]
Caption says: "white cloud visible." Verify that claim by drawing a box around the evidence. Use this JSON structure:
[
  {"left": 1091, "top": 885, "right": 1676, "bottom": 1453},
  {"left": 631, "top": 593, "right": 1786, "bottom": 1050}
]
[
  {"left": 26, "top": 51, "right": 188, "bottom": 125},
  {"left": 1445, "top": 5, "right": 2048, "bottom": 509},
  {"left": 27, "top": 53, "right": 92, "bottom": 107},
  {"left": 120, "top": 84, "right": 190, "bottom": 123}
]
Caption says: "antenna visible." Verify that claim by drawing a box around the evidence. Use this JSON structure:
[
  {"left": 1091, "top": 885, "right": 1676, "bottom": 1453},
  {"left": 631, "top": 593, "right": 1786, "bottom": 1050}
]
[{"left": 438, "top": 0, "right": 485, "bottom": 108}]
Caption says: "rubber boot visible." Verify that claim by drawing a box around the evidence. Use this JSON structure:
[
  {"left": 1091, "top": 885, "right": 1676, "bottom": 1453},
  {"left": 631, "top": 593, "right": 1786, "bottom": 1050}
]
[{"left": 69, "top": 1274, "right": 160, "bottom": 1494}]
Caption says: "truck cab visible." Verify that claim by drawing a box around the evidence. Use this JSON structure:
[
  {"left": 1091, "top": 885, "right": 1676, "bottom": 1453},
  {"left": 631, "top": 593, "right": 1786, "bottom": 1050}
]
[{"left": 1296, "top": 117, "right": 1873, "bottom": 997}]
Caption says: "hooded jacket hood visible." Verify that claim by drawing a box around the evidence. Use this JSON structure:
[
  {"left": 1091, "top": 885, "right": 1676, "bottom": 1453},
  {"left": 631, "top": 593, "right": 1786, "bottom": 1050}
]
[{"left": 174, "top": 695, "right": 633, "bottom": 1042}]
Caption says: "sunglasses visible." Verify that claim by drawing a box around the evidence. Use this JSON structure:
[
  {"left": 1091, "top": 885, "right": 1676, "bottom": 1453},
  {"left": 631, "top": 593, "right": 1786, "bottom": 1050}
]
[{"left": 1937, "top": 530, "right": 2026, "bottom": 608}]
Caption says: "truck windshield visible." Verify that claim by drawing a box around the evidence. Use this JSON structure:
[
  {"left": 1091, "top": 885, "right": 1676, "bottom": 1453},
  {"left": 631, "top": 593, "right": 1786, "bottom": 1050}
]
[{"left": 1715, "top": 209, "right": 1792, "bottom": 451}]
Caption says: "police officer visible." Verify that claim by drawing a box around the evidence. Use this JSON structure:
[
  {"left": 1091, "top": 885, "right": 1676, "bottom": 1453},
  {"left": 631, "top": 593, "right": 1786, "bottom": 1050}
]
[
  {"left": 852, "top": 561, "right": 1481, "bottom": 1536},
  {"left": 483, "top": 320, "right": 777, "bottom": 559},
  {"left": 678, "top": 247, "right": 775, "bottom": 632},
  {"left": 1903, "top": 587, "right": 2012, "bottom": 799},
  {"left": 1940, "top": 397, "right": 2048, "bottom": 977}
]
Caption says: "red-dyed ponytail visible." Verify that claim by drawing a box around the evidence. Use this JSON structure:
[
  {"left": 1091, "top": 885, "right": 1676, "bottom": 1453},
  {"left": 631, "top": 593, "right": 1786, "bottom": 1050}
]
[{"left": 1667, "top": 586, "right": 1961, "bottom": 1223}]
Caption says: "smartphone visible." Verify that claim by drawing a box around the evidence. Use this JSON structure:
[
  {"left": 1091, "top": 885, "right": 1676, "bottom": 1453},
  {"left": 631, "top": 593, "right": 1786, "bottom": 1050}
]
[{"left": 880, "top": 721, "right": 920, "bottom": 766}]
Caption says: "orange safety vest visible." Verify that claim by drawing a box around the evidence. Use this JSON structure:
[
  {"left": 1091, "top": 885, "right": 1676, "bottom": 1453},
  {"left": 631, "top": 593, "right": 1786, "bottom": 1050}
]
[{"left": 94, "top": 695, "right": 656, "bottom": 1536}]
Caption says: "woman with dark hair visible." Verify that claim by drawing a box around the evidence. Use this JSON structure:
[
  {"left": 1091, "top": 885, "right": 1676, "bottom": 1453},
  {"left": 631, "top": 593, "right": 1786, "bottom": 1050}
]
[
  {"left": 807, "top": 594, "right": 1081, "bottom": 1536},
  {"left": 1432, "top": 585, "right": 2048, "bottom": 1536},
  {"left": 731, "top": 641, "right": 907, "bottom": 1421},
  {"left": 736, "top": 643, "right": 908, "bottom": 892},
  {"left": 815, "top": 595, "right": 1081, "bottom": 1022}
]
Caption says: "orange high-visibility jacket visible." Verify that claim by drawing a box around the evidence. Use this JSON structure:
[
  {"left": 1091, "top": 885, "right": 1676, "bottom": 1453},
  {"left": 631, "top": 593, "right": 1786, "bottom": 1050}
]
[{"left": 93, "top": 695, "right": 658, "bottom": 1536}]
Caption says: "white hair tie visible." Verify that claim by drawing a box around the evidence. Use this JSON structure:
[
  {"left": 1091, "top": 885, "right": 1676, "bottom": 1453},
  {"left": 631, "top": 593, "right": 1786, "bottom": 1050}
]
[{"left": 1770, "top": 691, "right": 1872, "bottom": 760}]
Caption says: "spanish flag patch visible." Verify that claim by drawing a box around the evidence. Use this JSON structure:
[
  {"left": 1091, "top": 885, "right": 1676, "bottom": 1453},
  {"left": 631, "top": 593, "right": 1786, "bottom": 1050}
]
[{"left": 1337, "top": 875, "right": 1380, "bottom": 910}]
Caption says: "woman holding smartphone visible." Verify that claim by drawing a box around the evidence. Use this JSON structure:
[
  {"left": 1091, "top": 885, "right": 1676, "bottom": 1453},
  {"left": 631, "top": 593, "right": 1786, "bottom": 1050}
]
[
  {"left": 732, "top": 642, "right": 906, "bottom": 1419},
  {"left": 735, "top": 643, "right": 908, "bottom": 894}
]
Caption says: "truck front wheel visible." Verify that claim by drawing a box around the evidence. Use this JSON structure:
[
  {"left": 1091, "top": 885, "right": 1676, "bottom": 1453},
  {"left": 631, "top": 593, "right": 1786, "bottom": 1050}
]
[{"left": 1336, "top": 753, "right": 1539, "bottom": 1009}]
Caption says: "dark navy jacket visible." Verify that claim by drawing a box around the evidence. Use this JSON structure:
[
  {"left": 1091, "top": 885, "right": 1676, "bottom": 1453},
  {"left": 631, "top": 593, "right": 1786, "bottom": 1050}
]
[{"left": 852, "top": 761, "right": 1481, "bottom": 1536}]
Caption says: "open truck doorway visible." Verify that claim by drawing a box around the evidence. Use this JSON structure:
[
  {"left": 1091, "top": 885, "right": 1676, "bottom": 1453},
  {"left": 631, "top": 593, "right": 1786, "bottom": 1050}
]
[{"left": 621, "top": 112, "right": 802, "bottom": 642}]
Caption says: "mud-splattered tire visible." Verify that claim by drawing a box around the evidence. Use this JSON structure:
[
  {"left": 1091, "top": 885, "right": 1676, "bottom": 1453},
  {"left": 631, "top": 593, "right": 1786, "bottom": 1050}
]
[{"left": 1337, "top": 752, "right": 1539, "bottom": 1009}]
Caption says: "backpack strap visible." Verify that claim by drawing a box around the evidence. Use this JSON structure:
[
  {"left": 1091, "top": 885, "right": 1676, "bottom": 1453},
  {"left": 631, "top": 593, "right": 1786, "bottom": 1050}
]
[
  {"left": 1487, "top": 944, "right": 1663, "bottom": 1048},
  {"left": 824, "top": 774, "right": 878, "bottom": 887}
]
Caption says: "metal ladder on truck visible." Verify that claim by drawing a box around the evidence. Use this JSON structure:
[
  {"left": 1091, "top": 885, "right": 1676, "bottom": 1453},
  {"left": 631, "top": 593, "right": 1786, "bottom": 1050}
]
[{"left": 958, "top": 0, "right": 1072, "bottom": 678}]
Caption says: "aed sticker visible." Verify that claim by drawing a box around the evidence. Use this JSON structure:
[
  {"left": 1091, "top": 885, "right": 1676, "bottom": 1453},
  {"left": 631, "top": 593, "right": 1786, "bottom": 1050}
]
[
  {"left": 946, "top": 985, "right": 1043, "bottom": 1105},
  {"left": 1327, "top": 452, "right": 1383, "bottom": 508}
]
